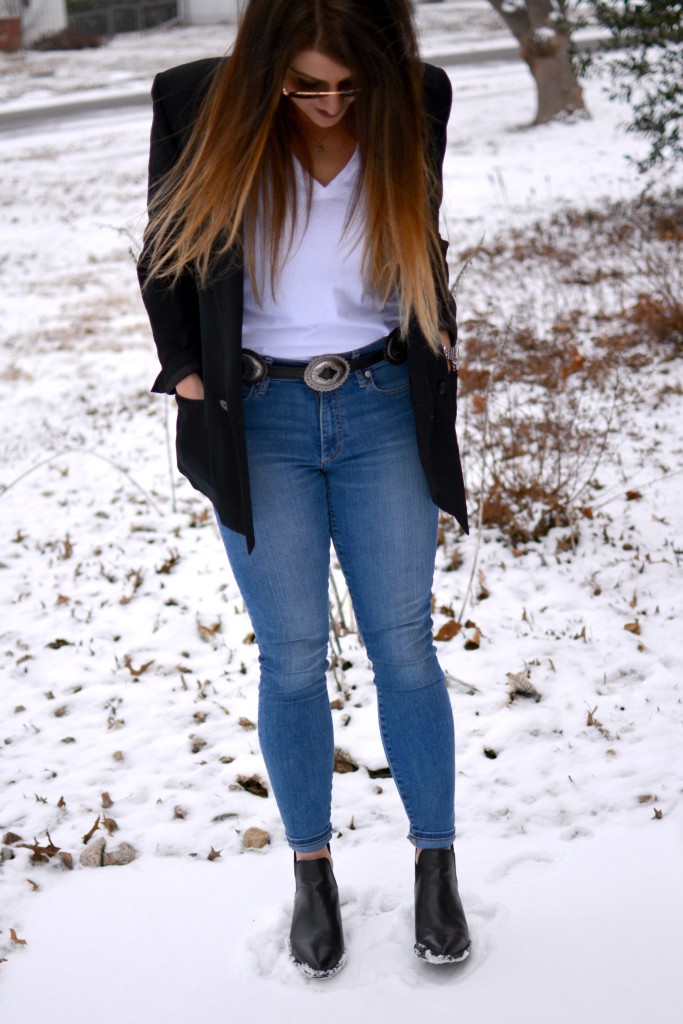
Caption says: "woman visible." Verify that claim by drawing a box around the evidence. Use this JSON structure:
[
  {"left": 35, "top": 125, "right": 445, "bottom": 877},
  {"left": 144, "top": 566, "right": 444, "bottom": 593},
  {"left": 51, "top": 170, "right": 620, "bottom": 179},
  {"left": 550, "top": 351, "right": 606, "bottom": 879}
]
[{"left": 138, "top": 0, "right": 470, "bottom": 979}]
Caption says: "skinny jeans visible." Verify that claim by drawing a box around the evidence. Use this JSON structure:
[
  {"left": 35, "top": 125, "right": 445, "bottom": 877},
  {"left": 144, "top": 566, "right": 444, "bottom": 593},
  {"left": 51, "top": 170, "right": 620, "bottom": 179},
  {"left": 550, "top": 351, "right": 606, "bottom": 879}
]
[{"left": 216, "top": 347, "right": 456, "bottom": 852}]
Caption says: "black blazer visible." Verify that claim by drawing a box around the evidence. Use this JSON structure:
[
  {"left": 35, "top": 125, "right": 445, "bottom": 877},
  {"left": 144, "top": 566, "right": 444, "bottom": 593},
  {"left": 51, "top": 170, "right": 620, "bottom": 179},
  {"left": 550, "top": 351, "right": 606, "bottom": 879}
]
[{"left": 138, "top": 58, "right": 468, "bottom": 551}]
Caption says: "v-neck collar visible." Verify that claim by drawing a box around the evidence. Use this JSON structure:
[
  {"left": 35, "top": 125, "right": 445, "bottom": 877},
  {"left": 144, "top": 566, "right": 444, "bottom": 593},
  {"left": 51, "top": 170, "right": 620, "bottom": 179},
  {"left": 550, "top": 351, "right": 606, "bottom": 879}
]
[{"left": 296, "top": 146, "right": 359, "bottom": 192}]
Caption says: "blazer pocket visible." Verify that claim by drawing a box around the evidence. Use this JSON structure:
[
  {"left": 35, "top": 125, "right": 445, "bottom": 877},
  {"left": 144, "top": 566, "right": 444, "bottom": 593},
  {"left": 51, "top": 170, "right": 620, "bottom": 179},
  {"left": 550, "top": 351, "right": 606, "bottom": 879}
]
[{"left": 175, "top": 395, "right": 213, "bottom": 495}]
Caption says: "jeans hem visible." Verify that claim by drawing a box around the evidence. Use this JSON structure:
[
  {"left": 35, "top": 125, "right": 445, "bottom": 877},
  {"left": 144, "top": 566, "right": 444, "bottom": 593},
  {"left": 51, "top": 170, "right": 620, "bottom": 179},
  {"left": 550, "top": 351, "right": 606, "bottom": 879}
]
[
  {"left": 287, "top": 826, "right": 334, "bottom": 853},
  {"left": 408, "top": 831, "right": 456, "bottom": 849}
]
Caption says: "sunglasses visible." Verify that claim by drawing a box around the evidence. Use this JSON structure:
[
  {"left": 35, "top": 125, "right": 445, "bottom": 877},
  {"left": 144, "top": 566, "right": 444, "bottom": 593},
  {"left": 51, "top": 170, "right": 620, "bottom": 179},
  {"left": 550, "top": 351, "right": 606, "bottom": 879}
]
[{"left": 282, "top": 87, "right": 363, "bottom": 100}]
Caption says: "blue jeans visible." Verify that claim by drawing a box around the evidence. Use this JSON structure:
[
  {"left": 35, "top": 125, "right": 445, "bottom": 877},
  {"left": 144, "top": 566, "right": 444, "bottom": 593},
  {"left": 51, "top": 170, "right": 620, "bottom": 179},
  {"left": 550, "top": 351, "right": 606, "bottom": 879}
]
[{"left": 216, "top": 347, "right": 456, "bottom": 852}]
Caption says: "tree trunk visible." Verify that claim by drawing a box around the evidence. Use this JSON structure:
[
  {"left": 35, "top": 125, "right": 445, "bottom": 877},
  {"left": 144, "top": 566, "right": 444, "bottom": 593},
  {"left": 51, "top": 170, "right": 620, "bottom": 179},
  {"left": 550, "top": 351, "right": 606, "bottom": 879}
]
[{"left": 487, "top": 0, "right": 587, "bottom": 123}]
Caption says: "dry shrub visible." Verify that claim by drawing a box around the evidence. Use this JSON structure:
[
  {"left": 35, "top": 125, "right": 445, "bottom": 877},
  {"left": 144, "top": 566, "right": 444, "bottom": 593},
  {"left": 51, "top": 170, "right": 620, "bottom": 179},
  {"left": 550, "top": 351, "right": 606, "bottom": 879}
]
[
  {"left": 453, "top": 192, "right": 683, "bottom": 546},
  {"left": 461, "top": 333, "right": 617, "bottom": 545},
  {"left": 626, "top": 294, "right": 683, "bottom": 352}
]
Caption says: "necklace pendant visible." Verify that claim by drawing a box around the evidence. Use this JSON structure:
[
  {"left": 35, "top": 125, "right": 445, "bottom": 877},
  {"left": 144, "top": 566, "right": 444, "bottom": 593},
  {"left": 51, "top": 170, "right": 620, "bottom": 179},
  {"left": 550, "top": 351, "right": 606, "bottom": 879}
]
[{"left": 313, "top": 142, "right": 324, "bottom": 153}]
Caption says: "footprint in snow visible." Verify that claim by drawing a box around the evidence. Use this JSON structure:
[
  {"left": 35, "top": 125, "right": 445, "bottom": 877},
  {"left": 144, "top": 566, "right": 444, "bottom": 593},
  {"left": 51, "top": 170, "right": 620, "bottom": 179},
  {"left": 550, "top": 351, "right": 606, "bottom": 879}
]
[{"left": 486, "top": 849, "right": 556, "bottom": 883}]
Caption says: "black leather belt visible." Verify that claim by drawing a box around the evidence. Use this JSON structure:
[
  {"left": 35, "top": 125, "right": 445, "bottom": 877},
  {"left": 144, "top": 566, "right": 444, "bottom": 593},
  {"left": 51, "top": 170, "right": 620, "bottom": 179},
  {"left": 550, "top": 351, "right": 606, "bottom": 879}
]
[{"left": 242, "top": 328, "right": 407, "bottom": 393}]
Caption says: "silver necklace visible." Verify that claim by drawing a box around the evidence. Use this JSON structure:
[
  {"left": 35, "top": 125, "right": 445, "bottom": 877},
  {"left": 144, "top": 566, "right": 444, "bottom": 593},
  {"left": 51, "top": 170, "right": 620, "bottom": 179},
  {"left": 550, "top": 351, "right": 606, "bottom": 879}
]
[{"left": 311, "top": 126, "right": 337, "bottom": 153}]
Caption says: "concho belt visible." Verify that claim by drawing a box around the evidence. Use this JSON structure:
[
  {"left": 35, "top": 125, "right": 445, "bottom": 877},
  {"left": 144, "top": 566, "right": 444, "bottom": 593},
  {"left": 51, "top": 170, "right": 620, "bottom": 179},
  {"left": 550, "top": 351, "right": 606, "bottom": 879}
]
[{"left": 241, "top": 329, "right": 407, "bottom": 393}]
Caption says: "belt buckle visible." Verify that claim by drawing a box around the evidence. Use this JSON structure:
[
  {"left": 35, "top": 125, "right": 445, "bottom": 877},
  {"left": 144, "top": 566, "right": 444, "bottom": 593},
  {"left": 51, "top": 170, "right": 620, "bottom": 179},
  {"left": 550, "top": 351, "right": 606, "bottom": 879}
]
[
  {"left": 303, "top": 354, "right": 350, "bottom": 392},
  {"left": 384, "top": 330, "right": 407, "bottom": 365},
  {"left": 242, "top": 349, "right": 267, "bottom": 385}
]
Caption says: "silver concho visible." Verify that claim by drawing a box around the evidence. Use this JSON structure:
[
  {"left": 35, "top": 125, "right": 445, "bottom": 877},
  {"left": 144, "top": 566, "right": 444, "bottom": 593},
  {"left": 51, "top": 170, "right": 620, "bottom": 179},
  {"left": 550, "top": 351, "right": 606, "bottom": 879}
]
[
  {"left": 303, "top": 354, "right": 351, "bottom": 392},
  {"left": 384, "top": 331, "right": 407, "bottom": 365},
  {"left": 241, "top": 349, "right": 267, "bottom": 384}
]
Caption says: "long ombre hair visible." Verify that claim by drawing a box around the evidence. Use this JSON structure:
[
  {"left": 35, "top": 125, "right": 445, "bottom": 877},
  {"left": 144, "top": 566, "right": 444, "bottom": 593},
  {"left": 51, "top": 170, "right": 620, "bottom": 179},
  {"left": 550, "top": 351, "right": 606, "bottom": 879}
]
[{"left": 143, "top": 0, "right": 449, "bottom": 349}]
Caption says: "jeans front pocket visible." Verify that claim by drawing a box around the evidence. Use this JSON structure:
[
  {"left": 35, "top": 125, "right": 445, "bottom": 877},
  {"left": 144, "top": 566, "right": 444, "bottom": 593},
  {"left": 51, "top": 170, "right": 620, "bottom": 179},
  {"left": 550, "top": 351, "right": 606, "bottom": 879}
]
[{"left": 365, "top": 358, "right": 410, "bottom": 396}]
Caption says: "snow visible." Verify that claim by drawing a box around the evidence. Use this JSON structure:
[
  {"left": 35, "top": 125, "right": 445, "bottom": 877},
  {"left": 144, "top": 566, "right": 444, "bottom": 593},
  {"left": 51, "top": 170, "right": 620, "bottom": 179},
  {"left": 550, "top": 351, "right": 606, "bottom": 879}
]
[{"left": 1, "top": 13, "right": 683, "bottom": 1024}]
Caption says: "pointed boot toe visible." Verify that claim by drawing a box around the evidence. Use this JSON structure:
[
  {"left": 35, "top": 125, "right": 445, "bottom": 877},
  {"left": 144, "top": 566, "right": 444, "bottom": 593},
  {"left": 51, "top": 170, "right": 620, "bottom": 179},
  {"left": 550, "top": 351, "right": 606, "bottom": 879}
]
[
  {"left": 288, "top": 855, "right": 346, "bottom": 979},
  {"left": 414, "top": 847, "right": 471, "bottom": 963}
]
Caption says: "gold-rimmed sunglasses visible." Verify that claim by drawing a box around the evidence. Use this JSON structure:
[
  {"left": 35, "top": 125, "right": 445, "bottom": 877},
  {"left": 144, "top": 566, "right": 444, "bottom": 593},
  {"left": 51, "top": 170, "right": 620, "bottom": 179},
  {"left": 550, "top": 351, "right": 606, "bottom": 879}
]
[{"left": 282, "top": 86, "right": 363, "bottom": 100}]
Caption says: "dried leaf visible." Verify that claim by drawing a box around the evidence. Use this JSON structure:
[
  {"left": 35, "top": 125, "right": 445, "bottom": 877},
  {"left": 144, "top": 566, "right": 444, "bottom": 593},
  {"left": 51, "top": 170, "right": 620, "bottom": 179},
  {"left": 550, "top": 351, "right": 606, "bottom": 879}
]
[
  {"left": 238, "top": 717, "right": 256, "bottom": 731},
  {"left": 464, "top": 628, "right": 481, "bottom": 651},
  {"left": 46, "top": 639, "right": 73, "bottom": 650},
  {"left": 624, "top": 621, "right": 641, "bottom": 635},
  {"left": 197, "top": 618, "right": 222, "bottom": 642},
  {"left": 59, "top": 851, "right": 73, "bottom": 870},
  {"left": 435, "top": 620, "right": 462, "bottom": 642},
  {"left": 506, "top": 669, "right": 542, "bottom": 702},
  {"left": 82, "top": 816, "right": 100, "bottom": 845},
  {"left": 626, "top": 490, "right": 642, "bottom": 501},
  {"left": 156, "top": 550, "right": 180, "bottom": 575},
  {"left": 17, "top": 835, "right": 61, "bottom": 864},
  {"left": 102, "top": 817, "right": 118, "bottom": 836},
  {"left": 333, "top": 748, "right": 359, "bottom": 774},
  {"left": 3, "top": 832, "right": 22, "bottom": 845},
  {"left": 207, "top": 847, "right": 222, "bottom": 861},
  {"left": 9, "top": 928, "right": 27, "bottom": 946},
  {"left": 236, "top": 774, "right": 269, "bottom": 798},
  {"left": 123, "top": 654, "right": 155, "bottom": 677},
  {"left": 586, "top": 706, "right": 600, "bottom": 727},
  {"left": 366, "top": 766, "right": 392, "bottom": 779},
  {"left": 26, "top": 879, "right": 40, "bottom": 892},
  {"left": 101, "top": 792, "right": 113, "bottom": 809},
  {"left": 556, "top": 530, "right": 579, "bottom": 554},
  {"left": 57, "top": 796, "right": 66, "bottom": 809}
]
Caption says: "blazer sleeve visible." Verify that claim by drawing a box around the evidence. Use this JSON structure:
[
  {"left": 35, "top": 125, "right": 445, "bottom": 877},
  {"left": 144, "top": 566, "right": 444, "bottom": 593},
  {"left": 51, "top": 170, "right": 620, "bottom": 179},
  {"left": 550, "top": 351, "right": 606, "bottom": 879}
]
[
  {"left": 423, "top": 64, "right": 458, "bottom": 343},
  {"left": 137, "top": 73, "right": 203, "bottom": 395}
]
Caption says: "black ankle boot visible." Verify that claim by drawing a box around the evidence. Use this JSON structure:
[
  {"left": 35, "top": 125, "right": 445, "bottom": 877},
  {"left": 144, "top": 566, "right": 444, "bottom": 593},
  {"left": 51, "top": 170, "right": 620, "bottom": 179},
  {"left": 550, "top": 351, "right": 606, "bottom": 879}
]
[
  {"left": 288, "top": 851, "right": 346, "bottom": 979},
  {"left": 414, "top": 847, "right": 471, "bottom": 963}
]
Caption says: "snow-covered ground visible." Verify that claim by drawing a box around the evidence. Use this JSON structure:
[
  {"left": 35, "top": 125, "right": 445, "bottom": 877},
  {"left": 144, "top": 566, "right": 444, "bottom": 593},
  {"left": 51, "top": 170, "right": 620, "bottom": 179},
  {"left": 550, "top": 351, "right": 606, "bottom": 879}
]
[{"left": 1, "top": 13, "right": 682, "bottom": 1024}]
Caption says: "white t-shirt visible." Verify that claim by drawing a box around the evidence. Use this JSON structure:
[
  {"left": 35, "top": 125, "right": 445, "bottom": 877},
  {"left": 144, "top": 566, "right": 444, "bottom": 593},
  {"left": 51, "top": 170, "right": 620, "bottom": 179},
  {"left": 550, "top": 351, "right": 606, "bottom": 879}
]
[{"left": 241, "top": 148, "right": 401, "bottom": 359}]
